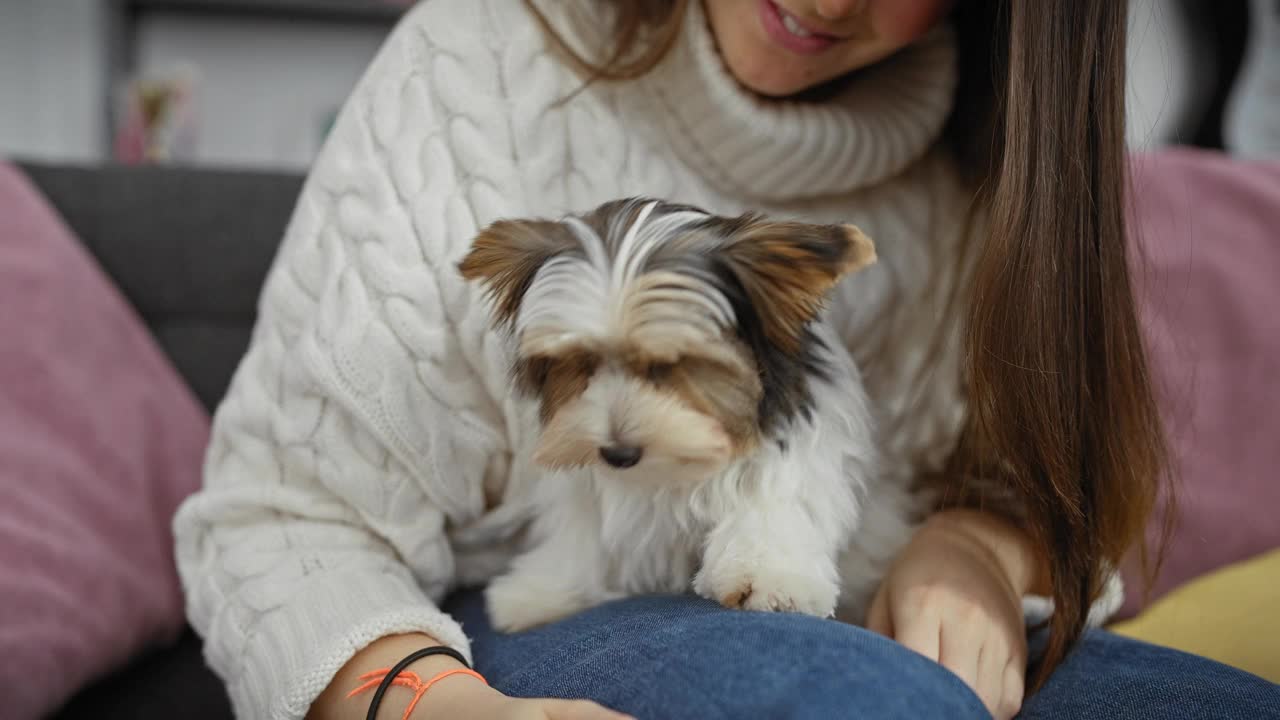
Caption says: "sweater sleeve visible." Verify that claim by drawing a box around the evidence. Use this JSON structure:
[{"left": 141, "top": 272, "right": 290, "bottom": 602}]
[{"left": 173, "top": 8, "right": 512, "bottom": 718}]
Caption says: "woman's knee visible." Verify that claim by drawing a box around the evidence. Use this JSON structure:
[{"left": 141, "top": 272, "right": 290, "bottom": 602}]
[
  {"left": 651, "top": 600, "right": 987, "bottom": 718},
  {"left": 1025, "top": 630, "right": 1280, "bottom": 719},
  {"left": 464, "top": 593, "right": 989, "bottom": 719}
]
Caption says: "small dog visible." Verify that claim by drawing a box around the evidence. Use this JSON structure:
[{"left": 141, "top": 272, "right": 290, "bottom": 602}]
[{"left": 460, "top": 198, "right": 885, "bottom": 632}]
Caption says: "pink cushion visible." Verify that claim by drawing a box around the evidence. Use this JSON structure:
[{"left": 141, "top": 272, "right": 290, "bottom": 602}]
[
  {"left": 1120, "top": 148, "right": 1280, "bottom": 617},
  {"left": 0, "top": 162, "right": 210, "bottom": 719}
]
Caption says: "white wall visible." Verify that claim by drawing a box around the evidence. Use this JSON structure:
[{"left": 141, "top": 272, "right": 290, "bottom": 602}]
[
  {"left": 0, "top": 2, "right": 109, "bottom": 163},
  {"left": 1126, "top": 0, "right": 1214, "bottom": 149},
  {"left": 134, "top": 14, "right": 386, "bottom": 170}
]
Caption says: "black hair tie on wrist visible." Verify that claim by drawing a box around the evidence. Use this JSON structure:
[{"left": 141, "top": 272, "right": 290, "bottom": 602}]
[{"left": 365, "top": 646, "right": 472, "bottom": 720}]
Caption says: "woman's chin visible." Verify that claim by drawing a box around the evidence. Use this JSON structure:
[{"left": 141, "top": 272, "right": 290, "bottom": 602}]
[{"left": 721, "top": 53, "right": 831, "bottom": 98}]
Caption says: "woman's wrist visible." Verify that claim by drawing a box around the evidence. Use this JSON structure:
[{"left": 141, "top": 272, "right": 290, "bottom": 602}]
[
  {"left": 308, "top": 633, "right": 495, "bottom": 720},
  {"left": 922, "top": 509, "right": 1051, "bottom": 596},
  {"left": 407, "top": 667, "right": 503, "bottom": 719},
  {"left": 392, "top": 653, "right": 495, "bottom": 720}
]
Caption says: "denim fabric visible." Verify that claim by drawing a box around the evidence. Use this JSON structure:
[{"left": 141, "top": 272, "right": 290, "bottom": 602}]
[
  {"left": 1022, "top": 629, "right": 1280, "bottom": 719},
  {"left": 444, "top": 590, "right": 1280, "bottom": 719}
]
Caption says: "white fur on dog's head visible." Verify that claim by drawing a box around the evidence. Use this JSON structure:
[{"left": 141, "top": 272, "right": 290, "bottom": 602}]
[{"left": 459, "top": 198, "right": 875, "bottom": 484}]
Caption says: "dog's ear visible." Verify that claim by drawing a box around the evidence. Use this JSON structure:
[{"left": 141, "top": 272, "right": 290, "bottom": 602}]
[
  {"left": 458, "top": 219, "right": 576, "bottom": 325},
  {"left": 719, "top": 221, "right": 875, "bottom": 353}
]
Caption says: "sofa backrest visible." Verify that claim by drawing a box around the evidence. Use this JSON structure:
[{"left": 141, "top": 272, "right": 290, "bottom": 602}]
[{"left": 19, "top": 163, "right": 302, "bottom": 412}]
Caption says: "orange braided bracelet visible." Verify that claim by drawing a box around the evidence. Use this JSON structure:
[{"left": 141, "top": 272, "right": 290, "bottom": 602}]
[{"left": 347, "top": 647, "right": 487, "bottom": 720}]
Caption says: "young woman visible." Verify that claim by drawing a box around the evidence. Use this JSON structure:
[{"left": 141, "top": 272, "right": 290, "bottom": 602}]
[{"left": 174, "top": 1, "right": 1280, "bottom": 718}]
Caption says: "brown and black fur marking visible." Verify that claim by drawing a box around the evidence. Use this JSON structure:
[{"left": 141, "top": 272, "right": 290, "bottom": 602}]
[{"left": 457, "top": 219, "right": 579, "bottom": 327}]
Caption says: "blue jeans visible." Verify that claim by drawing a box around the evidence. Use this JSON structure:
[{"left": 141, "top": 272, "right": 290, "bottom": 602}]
[{"left": 444, "top": 590, "right": 1280, "bottom": 719}]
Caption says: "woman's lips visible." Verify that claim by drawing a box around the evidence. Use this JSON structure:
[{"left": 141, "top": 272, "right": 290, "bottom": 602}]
[{"left": 758, "top": 0, "right": 841, "bottom": 55}]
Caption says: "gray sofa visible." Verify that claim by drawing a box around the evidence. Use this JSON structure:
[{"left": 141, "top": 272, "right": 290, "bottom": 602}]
[{"left": 20, "top": 162, "right": 307, "bottom": 720}]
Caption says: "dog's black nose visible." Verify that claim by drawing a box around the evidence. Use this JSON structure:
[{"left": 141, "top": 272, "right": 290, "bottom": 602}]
[{"left": 599, "top": 445, "right": 643, "bottom": 469}]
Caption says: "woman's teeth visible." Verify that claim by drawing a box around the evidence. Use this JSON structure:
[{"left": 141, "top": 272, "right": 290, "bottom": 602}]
[{"left": 780, "top": 11, "right": 814, "bottom": 38}]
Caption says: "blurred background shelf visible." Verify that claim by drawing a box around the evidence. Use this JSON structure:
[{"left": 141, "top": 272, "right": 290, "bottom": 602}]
[
  {"left": 121, "top": 0, "right": 405, "bottom": 25},
  {"left": 0, "top": 1, "right": 404, "bottom": 172},
  {"left": 110, "top": 0, "right": 406, "bottom": 170}
]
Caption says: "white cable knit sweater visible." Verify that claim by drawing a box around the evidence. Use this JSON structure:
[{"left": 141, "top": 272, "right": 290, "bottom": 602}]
[{"left": 174, "top": 1, "right": 992, "bottom": 717}]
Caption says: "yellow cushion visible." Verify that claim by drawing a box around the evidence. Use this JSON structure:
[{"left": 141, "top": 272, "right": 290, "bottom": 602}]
[{"left": 1110, "top": 547, "right": 1280, "bottom": 682}]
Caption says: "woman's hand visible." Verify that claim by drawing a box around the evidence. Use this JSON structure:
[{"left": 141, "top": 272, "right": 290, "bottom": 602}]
[
  {"left": 431, "top": 683, "right": 635, "bottom": 720},
  {"left": 323, "top": 664, "right": 633, "bottom": 720},
  {"left": 866, "top": 509, "right": 1047, "bottom": 720},
  {"left": 309, "top": 633, "right": 633, "bottom": 720},
  {"left": 501, "top": 699, "right": 633, "bottom": 720}
]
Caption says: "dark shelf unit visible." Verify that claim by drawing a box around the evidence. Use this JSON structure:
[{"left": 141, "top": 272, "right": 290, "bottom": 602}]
[
  {"left": 104, "top": 0, "right": 402, "bottom": 165},
  {"left": 121, "top": 0, "right": 405, "bottom": 24}
]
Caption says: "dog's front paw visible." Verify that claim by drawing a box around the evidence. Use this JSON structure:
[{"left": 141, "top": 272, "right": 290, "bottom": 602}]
[
  {"left": 485, "top": 572, "right": 592, "bottom": 633},
  {"left": 695, "top": 562, "right": 839, "bottom": 617}
]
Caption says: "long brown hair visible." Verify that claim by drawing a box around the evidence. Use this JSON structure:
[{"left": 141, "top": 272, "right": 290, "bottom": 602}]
[{"left": 525, "top": 0, "right": 1168, "bottom": 689}]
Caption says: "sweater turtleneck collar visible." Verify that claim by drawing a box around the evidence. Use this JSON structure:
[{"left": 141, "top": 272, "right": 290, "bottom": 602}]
[{"left": 556, "top": 0, "right": 959, "bottom": 202}]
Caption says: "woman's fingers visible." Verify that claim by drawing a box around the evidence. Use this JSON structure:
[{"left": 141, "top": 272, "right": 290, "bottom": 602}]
[
  {"left": 870, "top": 512, "right": 1033, "bottom": 720},
  {"left": 865, "top": 585, "right": 893, "bottom": 637},
  {"left": 937, "top": 621, "right": 983, "bottom": 703},
  {"left": 997, "top": 660, "right": 1026, "bottom": 720},
  {"left": 975, "top": 640, "right": 1010, "bottom": 717},
  {"left": 890, "top": 595, "right": 941, "bottom": 661},
  {"left": 543, "top": 698, "right": 635, "bottom": 720},
  {"left": 995, "top": 627, "right": 1028, "bottom": 720}
]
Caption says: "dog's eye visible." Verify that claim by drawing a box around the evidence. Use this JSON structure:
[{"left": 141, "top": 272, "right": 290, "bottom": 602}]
[
  {"left": 549, "top": 355, "right": 599, "bottom": 388},
  {"left": 646, "top": 362, "right": 676, "bottom": 382},
  {"left": 518, "top": 354, "right": 597, "bottom": 391}
]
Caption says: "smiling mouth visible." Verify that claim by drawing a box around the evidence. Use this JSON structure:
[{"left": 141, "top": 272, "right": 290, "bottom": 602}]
[
  {"left": 780, "top": 9, "right": 815, "bottom": 37},
  {"left": 759, "top": 0, "right": 843, "bottom": 55}
]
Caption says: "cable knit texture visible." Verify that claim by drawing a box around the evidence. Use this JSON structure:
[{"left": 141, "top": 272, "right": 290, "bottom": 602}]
[{"left": 173, "top": 1, "right": 979, "bottom": 717}]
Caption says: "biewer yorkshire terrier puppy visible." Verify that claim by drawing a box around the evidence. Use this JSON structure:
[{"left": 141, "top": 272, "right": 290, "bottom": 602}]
[{"left": 460, "top": 198, "right": 886, "bottom": 632}]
